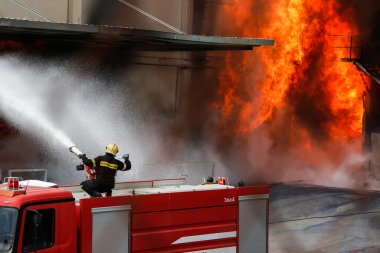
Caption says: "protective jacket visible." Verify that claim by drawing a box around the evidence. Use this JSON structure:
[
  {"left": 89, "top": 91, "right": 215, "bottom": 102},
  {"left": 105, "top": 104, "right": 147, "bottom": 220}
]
[{"left": 82, "top": 153, "right": 131, "bottom": 186}]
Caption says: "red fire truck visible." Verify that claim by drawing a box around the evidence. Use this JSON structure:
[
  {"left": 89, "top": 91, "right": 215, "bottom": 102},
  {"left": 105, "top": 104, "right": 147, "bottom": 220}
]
[{"left": 0, "top": 177, "right": 269, "bottom": 253}]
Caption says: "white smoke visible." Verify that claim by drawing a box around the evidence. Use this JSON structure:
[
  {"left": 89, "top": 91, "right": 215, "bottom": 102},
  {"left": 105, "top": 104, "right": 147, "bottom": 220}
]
[
  {"left": 205, "top": 123, "right": 373, "bottom": 189},
  {"left": 0, "top": 55, "right": 173, "bottom": 184}
]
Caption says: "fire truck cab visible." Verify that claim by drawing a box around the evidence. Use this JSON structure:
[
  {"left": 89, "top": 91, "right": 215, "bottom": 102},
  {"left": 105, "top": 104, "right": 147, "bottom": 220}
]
[{"left": 0, "top": 177, "right": 269, "bottom": 253}]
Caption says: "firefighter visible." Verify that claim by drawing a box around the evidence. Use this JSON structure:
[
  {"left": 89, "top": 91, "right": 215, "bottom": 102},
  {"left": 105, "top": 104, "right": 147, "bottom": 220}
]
[{"left": 79, "top": 144, "right": 131, "bottom": 197}]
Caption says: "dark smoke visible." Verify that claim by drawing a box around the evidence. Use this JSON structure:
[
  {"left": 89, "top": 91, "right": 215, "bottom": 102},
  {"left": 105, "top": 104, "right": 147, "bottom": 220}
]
[{"left": 353, "top": 0, "right": 380, "bottom": 63}]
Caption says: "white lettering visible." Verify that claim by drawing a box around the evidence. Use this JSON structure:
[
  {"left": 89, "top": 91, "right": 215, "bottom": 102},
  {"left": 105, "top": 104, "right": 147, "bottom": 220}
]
[{"left": 224, "top": 197, "right": 235, "bottom": 203}]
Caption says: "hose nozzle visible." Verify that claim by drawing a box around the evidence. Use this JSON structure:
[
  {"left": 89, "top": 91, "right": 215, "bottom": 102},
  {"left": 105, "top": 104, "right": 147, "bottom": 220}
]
[{"left": 69, "top": 146, "right": 83, "bottom": 158}]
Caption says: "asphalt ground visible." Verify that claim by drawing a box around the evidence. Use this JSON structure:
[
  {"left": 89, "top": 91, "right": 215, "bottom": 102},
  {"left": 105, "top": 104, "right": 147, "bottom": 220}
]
[{"left": 269, "top": 183, "right": 380, "bottom": 253}]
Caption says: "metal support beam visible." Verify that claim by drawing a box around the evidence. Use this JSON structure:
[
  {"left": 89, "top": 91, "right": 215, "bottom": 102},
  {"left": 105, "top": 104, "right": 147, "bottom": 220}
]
[
  {"left": 118, "top": 0, "right": 185, "bottom": 34},
  {"left": 8, "top": 0, "right": 55, "bottom": 22}
]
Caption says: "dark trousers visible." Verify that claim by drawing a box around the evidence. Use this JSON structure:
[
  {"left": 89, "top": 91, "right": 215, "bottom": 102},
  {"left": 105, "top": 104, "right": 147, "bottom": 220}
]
[{"left": 80, "top": 179, "right": 113, "bottom": 197}]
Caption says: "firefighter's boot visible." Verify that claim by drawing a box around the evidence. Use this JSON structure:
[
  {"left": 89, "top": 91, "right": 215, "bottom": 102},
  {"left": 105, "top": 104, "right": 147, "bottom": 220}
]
[{"left": 92, "top": 191, "right": 102, "bottom": 198}]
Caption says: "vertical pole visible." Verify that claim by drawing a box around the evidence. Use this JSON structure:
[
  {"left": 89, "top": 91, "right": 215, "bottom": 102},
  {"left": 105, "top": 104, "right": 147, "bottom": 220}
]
[
  {"left": 175, "top": 68, "right": 183, "bottom": 115},
  {"left": 350, "top": 35, "right": 353, "bottom": 60},
  {"left": 9, "top": 0, "right": 54, "bottom": 22},
  {"left": 68, "top": 0, "right": 82, "bottom": 24},
  {"left": 118, "top": 0, "right": 185, "bottom": 34}
]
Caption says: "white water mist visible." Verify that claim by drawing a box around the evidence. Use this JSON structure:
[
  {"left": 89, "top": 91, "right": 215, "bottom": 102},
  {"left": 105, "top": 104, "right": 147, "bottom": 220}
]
[
  {"left": 0, "top": 85, "right": 75, "bottom": 149},
  {"left": 0, "top": 56, "right": 173, "bottom": 184}
]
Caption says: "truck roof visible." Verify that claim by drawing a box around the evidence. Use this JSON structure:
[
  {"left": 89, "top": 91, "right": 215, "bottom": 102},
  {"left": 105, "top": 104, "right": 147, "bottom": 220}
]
[
  {"left": 61, "top": 178, "right": 235, "bottom": 202},
  {"left": 0, "top": 184, "right": 73, "bottom": 209},
  {"left": 0, "top": 178, "right": 242, "bottom": 208}
]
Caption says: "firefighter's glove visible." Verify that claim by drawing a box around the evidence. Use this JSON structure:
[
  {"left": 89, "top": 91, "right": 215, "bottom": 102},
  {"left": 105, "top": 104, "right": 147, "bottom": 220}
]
[
  {"left": 122, "top": 154, "right": 129, "bottom": 161},
  {"left": 76, "top": 164, "right": 85, "bottom": 171},
  {"left": 79, "top": 154, "right": 86, "bottom": 160}
]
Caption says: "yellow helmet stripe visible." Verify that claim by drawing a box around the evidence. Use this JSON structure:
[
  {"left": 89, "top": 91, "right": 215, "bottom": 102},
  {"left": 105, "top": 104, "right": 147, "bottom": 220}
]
[{"left": 100, "top": 161, "right": 118, "bottom": 170}]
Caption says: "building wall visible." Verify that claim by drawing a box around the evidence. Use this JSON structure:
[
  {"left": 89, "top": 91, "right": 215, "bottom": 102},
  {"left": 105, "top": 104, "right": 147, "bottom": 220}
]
[
  {"left": 371, "top": 133, "right": 380, "bottom": 179},
  {"left": 0, "top": 0, "right": 70, "bottom": 23},
  {"left": 0, "top": 0, "right": 195, "bottom": 117},
  {"left": 81, "top": 0, "right": 192, "bottom": 33},
  {"left": 0, "top": 0, "right": 192, "bottom": 32},
  {"left": 0, "top": 0, "right": 210, "bottom": 183}
]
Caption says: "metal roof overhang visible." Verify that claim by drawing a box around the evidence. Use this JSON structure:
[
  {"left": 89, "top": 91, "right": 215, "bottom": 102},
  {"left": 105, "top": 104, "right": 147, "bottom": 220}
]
[
  {"left": 0, "top": 18, "right": 274, "bottom": 51},
  {"left": 355, "top": 61, "right": 380, "bottom": 86}
]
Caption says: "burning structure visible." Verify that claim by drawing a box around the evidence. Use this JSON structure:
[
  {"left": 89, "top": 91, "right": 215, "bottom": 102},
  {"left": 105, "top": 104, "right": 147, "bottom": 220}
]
[
  {"left": 180, "top": 0, "right": 380, "bottom": 187},
  {"left": 0, "top": 1, "right": 379, "bottom": 252},
  {"left": 0, "top": 0, "right": 378, "bottom": 186}
]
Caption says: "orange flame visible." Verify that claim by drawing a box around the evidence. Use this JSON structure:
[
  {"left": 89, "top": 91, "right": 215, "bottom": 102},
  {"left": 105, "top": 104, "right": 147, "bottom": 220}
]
[{"left": 216, "top": 0, "right": 368, "bottom": 143}]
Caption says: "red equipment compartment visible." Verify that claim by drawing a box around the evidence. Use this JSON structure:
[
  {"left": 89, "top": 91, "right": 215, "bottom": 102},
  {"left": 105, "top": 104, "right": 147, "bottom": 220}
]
[
  {"left": 131, "top": 189, "right": 238, "bottom": 252},
  {"left": 132, "top": 188, "right": 237, "bottom": 213},
  {"left": 79, "top": 196, "right": 132, "bottom": 253},
  {"left": 237, "top": 185, "right": 269, "bottom": 253},
  {"left": 132, "top": 205, "right": 237, "bottom": 230},
  {"left": 237, "top": 185, "right": 269, "bottom": 196}
]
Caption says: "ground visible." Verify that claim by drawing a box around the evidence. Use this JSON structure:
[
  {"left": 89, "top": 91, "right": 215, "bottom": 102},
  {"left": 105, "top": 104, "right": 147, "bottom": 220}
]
[{"left": 269, "top": 183, "right": 380, "bottom": 252}]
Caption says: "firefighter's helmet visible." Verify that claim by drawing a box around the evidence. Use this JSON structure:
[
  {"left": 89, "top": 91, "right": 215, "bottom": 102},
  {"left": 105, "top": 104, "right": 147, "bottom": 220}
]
[{"left": 105, "top": 144, "right": 119, "bottom": 156}]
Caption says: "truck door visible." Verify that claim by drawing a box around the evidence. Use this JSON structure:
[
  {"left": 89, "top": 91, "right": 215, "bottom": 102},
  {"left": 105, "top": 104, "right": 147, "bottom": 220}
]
[{"left": 17, "top": 204, "right": 60, "bottom": 253}]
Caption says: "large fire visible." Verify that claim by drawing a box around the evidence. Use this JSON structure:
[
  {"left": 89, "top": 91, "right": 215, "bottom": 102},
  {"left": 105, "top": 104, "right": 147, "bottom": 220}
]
[{"left": 216, "top": 0, "right": 368, "bottom": 143}]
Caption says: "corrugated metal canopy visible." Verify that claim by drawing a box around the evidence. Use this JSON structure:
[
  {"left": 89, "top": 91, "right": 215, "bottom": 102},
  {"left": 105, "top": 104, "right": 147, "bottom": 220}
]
[{"left": 0, "top": 18, "right": 274, "bottom": 51}]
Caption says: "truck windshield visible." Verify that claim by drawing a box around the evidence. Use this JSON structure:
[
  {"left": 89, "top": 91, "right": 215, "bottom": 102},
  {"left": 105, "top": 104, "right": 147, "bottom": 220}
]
[{"left": 0, "top": 207, "right": 18, "bottom": 253}]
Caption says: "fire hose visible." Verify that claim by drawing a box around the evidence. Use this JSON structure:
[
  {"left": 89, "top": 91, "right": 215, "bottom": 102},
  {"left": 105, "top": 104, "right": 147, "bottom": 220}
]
[{"left": 69, "top": 146, "right": 96, "bottom": 179}]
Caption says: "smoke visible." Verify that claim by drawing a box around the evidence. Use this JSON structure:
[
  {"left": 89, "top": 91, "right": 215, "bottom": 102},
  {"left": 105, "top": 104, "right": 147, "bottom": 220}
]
[
  {"left": 197, "top": 121, "right": 369, "bottom": 188},
  {"left": 353, "top": 0, "right": 380, "bottom": 62}
]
